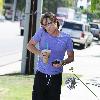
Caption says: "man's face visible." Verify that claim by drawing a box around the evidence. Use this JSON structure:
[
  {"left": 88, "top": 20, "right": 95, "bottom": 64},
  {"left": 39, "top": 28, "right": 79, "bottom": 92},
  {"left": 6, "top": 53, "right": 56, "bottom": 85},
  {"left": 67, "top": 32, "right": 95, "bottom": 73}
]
[{"left": 42, "top": 18, "right": 58, "bottom": 35}]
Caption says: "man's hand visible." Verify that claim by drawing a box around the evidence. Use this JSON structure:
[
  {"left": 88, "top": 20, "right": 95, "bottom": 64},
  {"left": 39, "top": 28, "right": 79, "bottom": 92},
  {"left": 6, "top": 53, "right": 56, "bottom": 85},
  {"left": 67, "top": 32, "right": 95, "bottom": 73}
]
[{"left": 52, "top": 60, "right": 62, "bottom": 67}]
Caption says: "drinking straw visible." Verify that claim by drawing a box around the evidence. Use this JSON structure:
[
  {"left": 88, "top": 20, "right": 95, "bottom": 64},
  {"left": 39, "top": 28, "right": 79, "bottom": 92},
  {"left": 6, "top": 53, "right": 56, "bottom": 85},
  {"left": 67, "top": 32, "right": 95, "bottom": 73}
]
[{"left": 46, "top": 42, "right": 48, "bottom": 49}]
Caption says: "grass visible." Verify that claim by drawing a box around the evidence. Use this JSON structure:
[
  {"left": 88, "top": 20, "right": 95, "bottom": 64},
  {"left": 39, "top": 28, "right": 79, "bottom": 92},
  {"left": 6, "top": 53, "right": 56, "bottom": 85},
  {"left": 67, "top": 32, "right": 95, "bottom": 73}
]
[
  {"left": 0, "top": 74, "right": 34, "bottom": 100},
  {"left": 0, "top": 73, "right": 81, "bottom": 100},
  {"left": 62, "top": 73, "right": 82, "bottom": 86}
]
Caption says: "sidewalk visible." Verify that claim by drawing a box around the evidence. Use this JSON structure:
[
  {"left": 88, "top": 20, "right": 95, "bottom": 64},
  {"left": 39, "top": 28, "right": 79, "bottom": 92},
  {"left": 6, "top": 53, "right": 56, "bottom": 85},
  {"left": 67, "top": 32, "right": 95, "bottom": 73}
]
[
  {"left": 0, "top": 52, "right": 21, "bottom": 75},
  {"left": 61, "top": 58, "right": 100, "bottom": 100},
  {"left": 0, "top": 61, "right": 21, "bottom": 75},
  {"left": 61, "top": 84, "right": 100, "bottom": 100},
  {"left": 61, "top": 76, "right": 100, "bottom": 100},
  {"left": 61, "top": 65, "right": 100, "bottom": 100}
]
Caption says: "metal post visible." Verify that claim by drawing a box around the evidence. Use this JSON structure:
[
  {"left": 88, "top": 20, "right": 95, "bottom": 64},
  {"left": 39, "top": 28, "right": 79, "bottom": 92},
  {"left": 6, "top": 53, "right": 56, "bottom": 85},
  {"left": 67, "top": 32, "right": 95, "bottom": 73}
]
[
  {"left": 12, "top": 0, "right": 17, "bottom": 21},
  {"left": 25, "top": 0, "right": 38, "bottom": 74},
  {"left": 21, "top": 0, "right": 43, "bottom": 74},
  {"left": 21, "top": 0, "right": 40, "bottom": 74},
  {"left": 21, "top": 0, "right": 31, "bottom": 74}
]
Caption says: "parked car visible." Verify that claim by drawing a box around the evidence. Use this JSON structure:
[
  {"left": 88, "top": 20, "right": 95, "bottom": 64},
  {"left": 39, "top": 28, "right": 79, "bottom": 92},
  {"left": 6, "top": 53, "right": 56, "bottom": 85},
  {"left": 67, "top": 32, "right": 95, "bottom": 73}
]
[
  {"left": 5, "top": 9, "right": 12, "bottom": 20},
  {"left": 61, "top": 20, "right": 93, "bottom": 48},
  {"left": 89, "top": 23, "right": 100, "bottom": 40},
  {"left": 0, "top": 15, "right": 5, "bottom": 22}
]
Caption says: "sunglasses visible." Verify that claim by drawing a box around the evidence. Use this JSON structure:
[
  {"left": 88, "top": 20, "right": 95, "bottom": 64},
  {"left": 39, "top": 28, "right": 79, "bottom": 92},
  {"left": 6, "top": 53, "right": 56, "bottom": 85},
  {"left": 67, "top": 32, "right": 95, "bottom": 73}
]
[{"left": 42, "top": 22, "right": 53, "bottom": 27}]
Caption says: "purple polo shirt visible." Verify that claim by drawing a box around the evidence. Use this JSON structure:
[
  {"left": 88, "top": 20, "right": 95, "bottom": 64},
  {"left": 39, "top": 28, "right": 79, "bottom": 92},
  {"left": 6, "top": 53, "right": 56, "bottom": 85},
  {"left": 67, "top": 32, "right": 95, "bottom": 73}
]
[{"left": 32, "top": 27, "right": 73, "bottom": 75}]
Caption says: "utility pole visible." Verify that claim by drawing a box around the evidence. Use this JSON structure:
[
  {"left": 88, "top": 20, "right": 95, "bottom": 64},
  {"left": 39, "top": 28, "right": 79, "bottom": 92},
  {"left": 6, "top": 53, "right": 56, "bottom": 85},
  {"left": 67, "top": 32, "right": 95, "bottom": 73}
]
[
  {"left": 21, "top": 0, "right": 43, "bottom": 74},
  {"left": 21, "top": 0, "right": 31, "bottom": 74},
  {"left": 74, "top": 0, "right": 78, "bottom": 12},
  {"left": 25, "top": 0, "right": 38, "bottom": 74},
  {"left": 12, "top": 0, "right": 17, "bottom": 21}
]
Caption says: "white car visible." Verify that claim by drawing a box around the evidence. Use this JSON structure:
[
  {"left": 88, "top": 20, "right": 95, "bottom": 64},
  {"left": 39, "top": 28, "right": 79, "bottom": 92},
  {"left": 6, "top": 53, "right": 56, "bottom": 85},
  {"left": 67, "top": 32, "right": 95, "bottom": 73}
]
[
  {"left": 5, "top": 9, "right": 12, "bottom": 20},
  {"left": 61, "top": 20, "right": 93, "bottom": 49}
]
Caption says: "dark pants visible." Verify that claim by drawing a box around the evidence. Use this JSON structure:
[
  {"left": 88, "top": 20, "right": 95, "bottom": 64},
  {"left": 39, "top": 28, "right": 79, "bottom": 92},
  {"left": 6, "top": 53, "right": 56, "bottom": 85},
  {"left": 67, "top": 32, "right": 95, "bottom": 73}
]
[{"left": 32, "top": 71, "right": 62, "bottom": 100}]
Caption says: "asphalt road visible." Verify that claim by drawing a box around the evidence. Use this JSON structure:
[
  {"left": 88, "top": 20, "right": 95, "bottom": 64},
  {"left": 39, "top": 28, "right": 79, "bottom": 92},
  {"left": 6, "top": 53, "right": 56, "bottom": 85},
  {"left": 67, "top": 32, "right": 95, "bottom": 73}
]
[{"left": 0, "top": 21, "right": 23, "bottom": 74}]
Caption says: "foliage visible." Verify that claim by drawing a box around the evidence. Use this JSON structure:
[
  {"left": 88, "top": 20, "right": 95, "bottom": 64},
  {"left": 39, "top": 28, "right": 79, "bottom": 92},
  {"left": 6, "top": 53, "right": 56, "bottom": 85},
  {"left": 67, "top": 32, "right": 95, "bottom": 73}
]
[
  {"left": 80, "top": 0, "right": 100, "bottom": 20},
  {"left": 5, "top": 0, "right": 13, "bottom": 3},
  {"left": 93, "top": 11, "right": 100, "bottom": 19},
  {"left": 16, "top": 0, "right": 26, "bottom": 12},
  {"left": 62, "top": 73, "right": 82, "bottom": 86},
  {"left": 5, "top": 0, "right": 73, "bottom": 15},
  {"left": 42, "top": 0, "right": 73, "bottom": 13},
  {"left": 81, "top": 9, "right": 88, "bottom": 14},
  {"left": 91, "top": 0, "right": 100, "bottom": 19},
  {"left": 0, "top": 0, "right": 3, "bottom": 12},
  {"left": 91, "top": 0, "right": 100, "bottom": 12}
]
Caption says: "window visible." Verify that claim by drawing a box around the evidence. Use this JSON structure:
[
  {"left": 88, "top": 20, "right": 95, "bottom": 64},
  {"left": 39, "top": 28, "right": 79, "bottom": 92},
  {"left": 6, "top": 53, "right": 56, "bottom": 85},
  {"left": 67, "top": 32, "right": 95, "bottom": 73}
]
[
  {"left": 90, "top": 24, "right": 99, "bottom": 29},
  {"left": 62, "top": 21, "right": 83, "bottom": 31}
]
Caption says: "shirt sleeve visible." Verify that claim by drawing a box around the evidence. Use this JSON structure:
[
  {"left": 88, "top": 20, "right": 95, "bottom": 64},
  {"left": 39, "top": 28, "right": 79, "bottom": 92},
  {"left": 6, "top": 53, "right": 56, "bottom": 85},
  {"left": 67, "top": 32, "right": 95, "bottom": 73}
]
[
  {"left": 66, "top": 35, "right": 73, "bottom": 51},
  {"left": 32, "top": 28, "right": 43, "bottom": 43}
]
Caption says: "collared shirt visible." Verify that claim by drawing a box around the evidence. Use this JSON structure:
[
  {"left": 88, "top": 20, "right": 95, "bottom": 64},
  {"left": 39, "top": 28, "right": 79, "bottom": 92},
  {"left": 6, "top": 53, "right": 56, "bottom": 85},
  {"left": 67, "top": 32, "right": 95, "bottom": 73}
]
[{"left": 32, "top": 27, "right": 73, "bottom": 75}]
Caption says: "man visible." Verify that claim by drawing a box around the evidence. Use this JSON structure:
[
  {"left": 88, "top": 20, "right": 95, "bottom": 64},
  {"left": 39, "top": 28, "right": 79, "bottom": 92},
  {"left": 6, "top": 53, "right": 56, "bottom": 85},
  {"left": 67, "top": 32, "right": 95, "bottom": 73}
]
[{"left": 27, "top": 12, "right": 74, "bottom": 100}]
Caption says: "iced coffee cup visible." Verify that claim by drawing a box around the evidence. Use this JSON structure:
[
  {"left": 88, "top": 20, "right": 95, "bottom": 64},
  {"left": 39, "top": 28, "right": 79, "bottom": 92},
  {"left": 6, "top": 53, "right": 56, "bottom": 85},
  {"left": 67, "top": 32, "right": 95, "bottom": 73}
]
[{"left": 41, "top": 49, "right": 51, "bottom": 63}]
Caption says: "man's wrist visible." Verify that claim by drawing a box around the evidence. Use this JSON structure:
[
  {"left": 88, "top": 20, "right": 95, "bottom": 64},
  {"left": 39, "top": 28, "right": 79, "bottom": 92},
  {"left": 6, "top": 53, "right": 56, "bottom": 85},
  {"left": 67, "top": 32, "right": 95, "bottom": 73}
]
[{"left": 61, "top": 60, "right": 67, "bottom": 66}]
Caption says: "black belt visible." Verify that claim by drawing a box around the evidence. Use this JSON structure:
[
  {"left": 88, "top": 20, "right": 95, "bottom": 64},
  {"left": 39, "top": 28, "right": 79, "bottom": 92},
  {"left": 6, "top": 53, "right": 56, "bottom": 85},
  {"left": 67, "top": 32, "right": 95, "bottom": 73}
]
[{"left": 36, "top": 70, "right": 61, "bottom": 78}]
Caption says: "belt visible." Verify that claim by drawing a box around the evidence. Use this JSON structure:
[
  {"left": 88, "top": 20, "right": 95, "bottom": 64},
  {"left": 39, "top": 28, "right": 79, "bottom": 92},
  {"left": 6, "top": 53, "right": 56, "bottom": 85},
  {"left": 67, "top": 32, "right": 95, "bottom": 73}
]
[{"left": 36, "top": 70, "right": 61, "bottom": 78}]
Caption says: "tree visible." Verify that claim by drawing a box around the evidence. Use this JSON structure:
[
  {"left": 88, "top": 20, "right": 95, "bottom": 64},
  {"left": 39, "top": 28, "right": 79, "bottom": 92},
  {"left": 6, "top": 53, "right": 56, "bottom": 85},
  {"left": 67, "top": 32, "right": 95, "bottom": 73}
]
[
  {"left": 17, "top": 0, "right": 26, "bottom": 13},
  {"left": 91, "top": 0, "right": 100, "bottom": 12},
  {"left": 0, "top": 0, "right": 3, "bottom": 13},
  {"left": 91, "top": 0, "right": 100, "bottom": 19},
  {"left": 42, "top": 0, "right": 73, "bottom": 13},
  {"left": 5, "top": 0, "right": 13, "bottom": 3}
]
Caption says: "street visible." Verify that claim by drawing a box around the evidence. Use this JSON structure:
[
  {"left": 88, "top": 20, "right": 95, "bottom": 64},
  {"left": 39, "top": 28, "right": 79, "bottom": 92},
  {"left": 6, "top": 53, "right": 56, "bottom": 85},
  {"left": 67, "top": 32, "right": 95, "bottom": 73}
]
[{"left": 0, "top": 21, "right": 23, "bottom": 74}]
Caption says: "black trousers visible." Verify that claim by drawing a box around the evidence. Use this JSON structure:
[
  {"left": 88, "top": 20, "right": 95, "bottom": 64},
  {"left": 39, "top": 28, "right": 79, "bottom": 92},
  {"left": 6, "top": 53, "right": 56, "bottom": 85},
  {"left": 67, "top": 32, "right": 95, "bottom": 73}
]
[{"left": 32, "top": 71, "right": 62, "bottom": 100}]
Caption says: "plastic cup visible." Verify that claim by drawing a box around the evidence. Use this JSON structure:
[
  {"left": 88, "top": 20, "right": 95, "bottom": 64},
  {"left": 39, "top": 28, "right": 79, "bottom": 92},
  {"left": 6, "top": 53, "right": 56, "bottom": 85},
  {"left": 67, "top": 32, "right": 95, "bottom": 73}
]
[{"left": 41, "top": 49, "right": 51, "bottom": 63}]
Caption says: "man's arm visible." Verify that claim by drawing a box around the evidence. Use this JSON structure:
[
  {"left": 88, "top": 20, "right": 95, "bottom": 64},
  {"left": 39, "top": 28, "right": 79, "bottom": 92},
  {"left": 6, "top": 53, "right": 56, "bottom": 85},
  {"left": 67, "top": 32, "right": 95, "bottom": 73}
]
[
  {"left": 26, "top": 39, "right": 41, "bottom": 55},
  {"left": 62, "top": 51, "right": 74, "bottom": 66},
  {"left": 52, "top": 51, "right": 74, "bottom": 68}
]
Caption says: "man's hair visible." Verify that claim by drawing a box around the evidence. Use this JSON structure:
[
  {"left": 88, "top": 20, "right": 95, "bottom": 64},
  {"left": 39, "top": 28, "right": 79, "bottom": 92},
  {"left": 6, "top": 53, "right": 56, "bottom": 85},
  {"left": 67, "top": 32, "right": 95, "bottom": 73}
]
[{"left": 40, "top": 12, "right": 60, "bottom": 28}]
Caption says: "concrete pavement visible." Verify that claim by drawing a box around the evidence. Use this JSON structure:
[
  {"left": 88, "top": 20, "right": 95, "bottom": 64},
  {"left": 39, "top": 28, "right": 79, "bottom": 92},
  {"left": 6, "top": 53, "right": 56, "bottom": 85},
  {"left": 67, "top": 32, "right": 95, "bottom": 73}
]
[
  {"left": 0, "top": 61, "right": 21, "bottom": 75},
  {"left": 61, "top": 81, "right": 100, "bottom": 100},
  {"left": 61, "top": 65, "right": 100, "bottom": 100},
  {"left": 0, "top": 52, "right": 22, "bottom": 75},
  {"left": 60, "top": 74, "right": 100, "bottom": 100}
]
